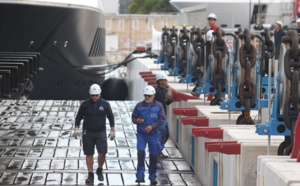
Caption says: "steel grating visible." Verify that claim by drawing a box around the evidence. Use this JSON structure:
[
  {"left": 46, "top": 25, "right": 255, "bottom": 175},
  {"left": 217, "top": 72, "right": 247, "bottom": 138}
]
[{"left": 0, "top": 100, "right": 200, "bottom": 185}]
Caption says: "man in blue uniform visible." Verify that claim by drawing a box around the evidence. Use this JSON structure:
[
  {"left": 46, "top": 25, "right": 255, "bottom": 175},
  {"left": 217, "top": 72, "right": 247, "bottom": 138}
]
[
  {"left": 155, "top": 72, "right": 173, "bottom": 159},
  {"left": 132, "top": 85, "right": 166, "bottom": 185},
  {"left": 74, "top": 84, "right": 115, "bottom": 185}
]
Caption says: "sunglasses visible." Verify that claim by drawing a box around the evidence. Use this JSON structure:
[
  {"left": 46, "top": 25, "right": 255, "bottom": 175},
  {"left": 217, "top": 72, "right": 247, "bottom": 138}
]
[
  {"left": 91, "top": 95, "right": 99, "bottom": 97},
  {"left": 144, "top": 95, "right": 152, "bottom": 97}
]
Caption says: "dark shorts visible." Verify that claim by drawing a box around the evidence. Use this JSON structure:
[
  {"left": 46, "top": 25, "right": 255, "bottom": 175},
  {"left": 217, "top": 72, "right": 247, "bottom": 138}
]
[{"left": 82, "top": 130, "right": 107, "bottom": 155}]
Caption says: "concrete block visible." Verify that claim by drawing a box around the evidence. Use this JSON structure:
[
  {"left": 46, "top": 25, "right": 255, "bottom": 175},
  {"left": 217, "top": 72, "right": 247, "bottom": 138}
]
[
  {"left": 257, "top": 156, "right": 300, "bottom": 186},
  {"left": 179, "top": 100, "right": 205, "bottom": 165},
  {"left": 196, "top": 105, "right": 259, "bottom": 127},
  {"left": 194, "top": 135, "right": 220, "bottom": 186},
  {"left": 218, "top": 126, "right": 284, "bottom": 186}
]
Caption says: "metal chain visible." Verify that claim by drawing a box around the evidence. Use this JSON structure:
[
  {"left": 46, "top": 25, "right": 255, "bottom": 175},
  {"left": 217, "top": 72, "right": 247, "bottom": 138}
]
[
  {"left": 169, "top": 26, "right": 178, "bottom": 69},
  {"left": 210, "top": 27, "right": 227, "bottom": 105},
  {"left": 237, "top": 28, "right": 256, "bottom": 124},
  {"left": 161, "top": 26, "right": 169, "bottom": 63},
  {"left": 260, "top": 28, "right": 275, "bottom": 76},
  {"left": 277, "top": 30, "right": 300, "bottom": 155},
  {"left": 179, "top": 27, "right": 189, "bottom": 77},
  {"left": 282, "top": 30, "right": 300, "bottom": 130},
  {"left": 192, "top": 27, "right": 204, "bottom": 88}
]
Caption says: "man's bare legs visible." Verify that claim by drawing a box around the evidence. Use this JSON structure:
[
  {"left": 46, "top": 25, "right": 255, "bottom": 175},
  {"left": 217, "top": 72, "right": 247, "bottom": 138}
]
[
  {"left": 86, "top": 155, "right": 94, "bottom": 172},
  {"left": 98, "top": 153, "right": 106, "bottom": 168},
  {"left": 86, "top": 155, "right": 94, "bottom": 184},
  {"left": 85, "top": 153, "right": 106, "bottom": 182},
  {"left": 86, "top": 153, "right": 105, "bottom": 171}
]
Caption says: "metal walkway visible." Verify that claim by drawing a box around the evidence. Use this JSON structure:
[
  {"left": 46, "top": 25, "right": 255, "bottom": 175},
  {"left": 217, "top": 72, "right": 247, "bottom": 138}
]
[{"left": 0, "top": 100, "right": 200, "bottom": 185}]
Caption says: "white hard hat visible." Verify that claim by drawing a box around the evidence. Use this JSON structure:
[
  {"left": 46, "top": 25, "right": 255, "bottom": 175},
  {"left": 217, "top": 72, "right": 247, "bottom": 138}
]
[
  {"left": 275, "top": 20, "right": 283, "bottom": 27},
  {"left": 89, "top": 84, "right": 101, "bottom": 94},
  {"left": 207, "top": 13, "right": 217, "bottom": 20},
  {"left": 297, "top": 18, "right": 300, "bottom": 23},
  {"left": 143, "top": 85, "right": 156, "bottom": 95},
  {"left": 206, "top": 30, "right": 214, "bottom": 41},
  {"left": 156, "top": 72, "right": 168, "bottom": 81}
]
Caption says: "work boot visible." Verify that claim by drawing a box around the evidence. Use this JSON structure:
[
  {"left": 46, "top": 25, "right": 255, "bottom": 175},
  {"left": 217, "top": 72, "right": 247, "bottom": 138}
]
[
  {"left": 158, "top": 153, "right": 169, "bottom": 160},
  {"left": 150, "top": 179, "right": 158, "bottom": 185},
  {"left": 85, "top": 173, "right": 94, "bottom": 185},
  {"left": 135, "top": 178, "right": 145, "bottom": 183},
  {"left": 96, "top": 167, "right": 104, "bottom": 181}
]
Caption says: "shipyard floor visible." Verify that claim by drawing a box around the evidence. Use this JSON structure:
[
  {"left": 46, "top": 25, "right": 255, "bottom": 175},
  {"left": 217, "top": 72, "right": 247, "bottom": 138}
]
[{"left": 0, "top": 99, "right": 200, "bottom": 186}]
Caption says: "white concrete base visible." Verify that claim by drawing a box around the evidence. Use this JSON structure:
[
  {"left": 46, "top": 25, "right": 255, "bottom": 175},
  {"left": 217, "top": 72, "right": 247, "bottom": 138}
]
[
  {"left": 257, "top": 156, "right": 300, "bottom": 186},
  {"left": 197, "top": 105, "right": 260, "bottom": 127},
  {"left": 219, "top": 126, "right": 284, "bottom": 186},
  {"left": 178, "top": 100, "right": 206, "bottom": 165},
  {"left": 194, "top": 136, "right": 220, "bottom": 186}
]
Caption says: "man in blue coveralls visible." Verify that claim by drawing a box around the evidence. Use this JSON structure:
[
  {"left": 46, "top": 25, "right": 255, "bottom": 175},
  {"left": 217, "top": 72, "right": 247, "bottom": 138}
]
[
  {"left": 132, "top": 85, "right": 166, "bottom": 185},
  {"left": 74, "top": 84, "right": 115, "bottom": 185},
  {"left": 155, "top": 72, "right": 173, "bottom": 159}
]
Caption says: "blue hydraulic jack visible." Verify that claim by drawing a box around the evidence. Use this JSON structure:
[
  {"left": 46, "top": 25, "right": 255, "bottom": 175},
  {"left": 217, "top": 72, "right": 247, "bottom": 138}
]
[
  {"left": 261, "top": 76, "right": 274, "bottom": 99},
  {"left": 180, "top": 27, "right": 198, "bottom": 84},
  {"left": 180, "top": 45, "right": 196, "bottom": 84},
  {"left": 219, "top": 61, "right": 270, "bottom": 111},
  {"left": 196, "top": 55, "right": 228, "bottom": 94},
  {"left": 169, "top": 26, "right": 189, "bottom": 77},
  {"left": 255, "top": 30, "right": 300, "bottom": 155},
  {"left": 161, "top": 26, "right": 178, "bottom": 71},
  {"left": 169, "top": 50, "right": 184, "bottom": 76},
  {"left": 154, "top": 26, "right": 170, "bottom": 65},
  {"left": 220, "top": 28, "right": 274, "bottom": 124},
  {"left": 194, "top": 27, "right": 229, "bottom": 105},
  {"left": 160, "top": 58, "right": 171, "bottom": 70},
  {"left": 191, "top": 27, "right": 205, "bottom": 90},
  {"left": 256, "top": 73, "right": 291, "bottom": 137}
]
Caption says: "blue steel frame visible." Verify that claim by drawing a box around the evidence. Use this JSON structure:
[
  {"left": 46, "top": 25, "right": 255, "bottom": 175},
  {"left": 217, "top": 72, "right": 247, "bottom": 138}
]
[
  {"left": 175, "top": 116, "right": 179, "bottom": 146},
  {"left": 220, "top": 57, "right": 272, "bottom": 112},
  {"left": 213, "top": 159, "right": 218, "bottom": 186},
  {"left": 191, "top": 135, "right": 195, "bottom": 169},
  {"left": 179, "top": 45, "right": 197, "bottom": 84},
  {"left": 256, "top": 72, "right": 291, "bottom": 136},
  {"left": 169, "top": 46, "right": 184, "bottom": 76},
  {"left": 195, "top": 53, "right": 229, "bottom": 97}
]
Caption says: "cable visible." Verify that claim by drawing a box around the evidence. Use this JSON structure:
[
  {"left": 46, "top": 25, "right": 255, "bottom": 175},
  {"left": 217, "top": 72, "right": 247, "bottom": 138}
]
[
  {"left": 29, "top": 42, "right": 158, "bottom": 78},
  {"left": 80, "top": 50, "right": 158, "bottom": 77}
]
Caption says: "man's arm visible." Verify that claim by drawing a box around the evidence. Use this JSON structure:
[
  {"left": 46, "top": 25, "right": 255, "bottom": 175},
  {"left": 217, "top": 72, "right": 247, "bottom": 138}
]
[
  {"left": 131, "top": 104, "right": 144, "bottom": 125},
  {"left": 106, "top": 102, "right": 115, "bottom": 129},
  {"left": 106, "top": 102, "right": 116, "bottom": 140},
  {"left": 151, "top": 104, "right": 166, "bottom": 129},
  {"left": 75, "top": 104, "right": 84, "bottom": 128},
  {"left": 165, "top": 98, "right": 173, "bottom": 105},
  {"left": 131, "top": 105, "right": 139, "bottom": 124}
]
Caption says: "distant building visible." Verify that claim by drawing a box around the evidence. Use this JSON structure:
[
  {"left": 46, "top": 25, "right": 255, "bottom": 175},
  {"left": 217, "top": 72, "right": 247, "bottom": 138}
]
[{"left": 105, "top": 14, "right": 177, "bottom": 51}]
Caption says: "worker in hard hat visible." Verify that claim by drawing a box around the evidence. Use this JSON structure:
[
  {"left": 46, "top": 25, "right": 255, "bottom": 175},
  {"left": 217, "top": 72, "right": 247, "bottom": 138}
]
[
  {"left": 274, "top": 21, "right": 286, "bottom": 60},
  {"left": 74, "top": 84, "right": 115, "bottom": 185},
  {"left": 207, "top": 13, "right": 219, "bottom": 31},
  {"left": 155, "top": 72, "right": 174, "bottom": 159},
  {"left": 202, "top": 13, "right": 219, "bottom": 73},
  {"left": 191, "top": 13, "right": 219, "bottom": 97},
  {"left": 132, "top": 85, "right": 166, "bottom": 185}
]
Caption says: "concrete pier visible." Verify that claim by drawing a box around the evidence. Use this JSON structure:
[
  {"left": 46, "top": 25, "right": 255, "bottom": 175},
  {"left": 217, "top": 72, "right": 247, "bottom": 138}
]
[{"left": 0, "top": 99, "right": 200, "bottom": 185}]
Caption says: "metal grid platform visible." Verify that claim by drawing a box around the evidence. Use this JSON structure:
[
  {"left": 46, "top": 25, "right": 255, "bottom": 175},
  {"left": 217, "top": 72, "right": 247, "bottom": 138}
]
[{"left": 0, "top": 100, "right": 200, "bottom": 185}]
